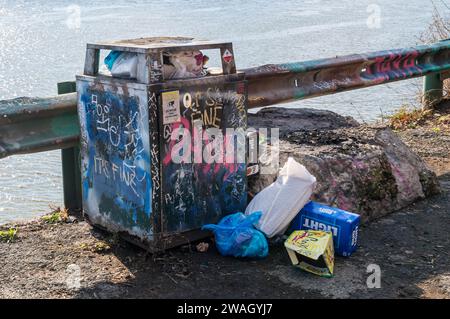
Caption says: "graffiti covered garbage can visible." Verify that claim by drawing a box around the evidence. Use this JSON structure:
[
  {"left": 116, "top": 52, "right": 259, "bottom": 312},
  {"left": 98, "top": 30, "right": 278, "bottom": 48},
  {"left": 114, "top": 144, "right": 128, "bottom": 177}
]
[{"left": 76, "top": 37, "right": 248, "bottom": 250}]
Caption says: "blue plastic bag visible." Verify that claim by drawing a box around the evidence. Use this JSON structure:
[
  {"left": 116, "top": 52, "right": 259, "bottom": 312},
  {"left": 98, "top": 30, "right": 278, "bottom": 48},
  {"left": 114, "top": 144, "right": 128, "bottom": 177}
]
[
  {"left": 202, "top": 212, "right": 268, "bottom": 258},
  {"left": 104, "top": 51, "right": 123, "bottom": 70}
]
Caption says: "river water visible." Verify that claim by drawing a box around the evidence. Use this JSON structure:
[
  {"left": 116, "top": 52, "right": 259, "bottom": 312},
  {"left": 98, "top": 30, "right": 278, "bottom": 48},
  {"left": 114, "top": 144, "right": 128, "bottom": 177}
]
[{"left": 0, "top": 0, "right": 445, "bottom": 224}]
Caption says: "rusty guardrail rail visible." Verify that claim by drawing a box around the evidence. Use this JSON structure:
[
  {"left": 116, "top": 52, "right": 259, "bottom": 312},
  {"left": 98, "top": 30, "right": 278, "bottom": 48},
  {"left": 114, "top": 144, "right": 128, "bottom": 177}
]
[
  {"left": 244, "top": 40, "right": 450, "bottom": 108},
  {"left": 1, "top": 40, "right": 449, "bottom": 210},
  {"left": 0, "top": 82, "right": 81, "bottom": 210},
  {"left": 0, "top": 92, "right": 79, "bottom": 157}
]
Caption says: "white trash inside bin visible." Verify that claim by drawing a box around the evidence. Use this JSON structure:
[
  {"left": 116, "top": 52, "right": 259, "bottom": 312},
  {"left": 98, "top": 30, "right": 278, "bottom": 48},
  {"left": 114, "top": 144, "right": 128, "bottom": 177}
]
[
  {"left": 245, "top": 157, "right": 316, "bottom": 238},
  {"left": 104, "top": 50, "right": 209, "bottom": 79},
  {"left": 109, "top": 52, "right": 139, "bottom": 79}
]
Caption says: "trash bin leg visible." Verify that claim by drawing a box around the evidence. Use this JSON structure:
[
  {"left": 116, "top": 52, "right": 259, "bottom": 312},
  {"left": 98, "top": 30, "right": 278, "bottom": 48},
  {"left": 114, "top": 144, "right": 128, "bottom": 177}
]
[
  {"left": 423, "top": 73, "right": 443, "bottom": 110},
  {"left": 58, "top": 81, "right": 82, "bottom": 212}
]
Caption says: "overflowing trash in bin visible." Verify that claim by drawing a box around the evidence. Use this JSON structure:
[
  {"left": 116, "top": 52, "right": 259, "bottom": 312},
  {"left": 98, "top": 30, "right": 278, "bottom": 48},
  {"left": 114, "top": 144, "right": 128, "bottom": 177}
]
[
  {"left": 77, "top": 37, "right": 244, "bottom": 251},
  {"left": 77, "top": 36, "right": 361, "bottom": 277},
  {"left": 104, "top": 49, "right": 210, "bottom": 79}
]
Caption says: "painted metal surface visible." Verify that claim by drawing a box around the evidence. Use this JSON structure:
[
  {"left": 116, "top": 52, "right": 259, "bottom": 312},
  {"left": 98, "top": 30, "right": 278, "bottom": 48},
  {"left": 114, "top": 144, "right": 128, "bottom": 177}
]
[
  {"left": 58, "top": 82, "right": 82, "bottom": 212},
  {"left": 0, "top": 93, "right": 79, "bottom": 159},
  {"left": 75, "top": 77, "right": 248, "bottom": 243},
  {"left": 159, "top": 82, "right": 248, "bottom": 233},
  {"left": 244, "top": 39, "right": 450, "bottom": 107},
  {"left": 77, "top": 78, "right": 153, "bottom": 240},
  {"left": 423, "top": 72, "right": 444, "bottom": 109},
  {"left": 75, "top": 37, "right": 247, "bottom": 247}
]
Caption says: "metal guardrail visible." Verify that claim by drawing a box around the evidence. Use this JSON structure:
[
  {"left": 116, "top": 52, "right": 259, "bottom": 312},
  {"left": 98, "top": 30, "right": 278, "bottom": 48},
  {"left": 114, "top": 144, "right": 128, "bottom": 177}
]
[
  {"left": 0, "top": 82, "right": 81, "bottom": 210},
  {"left": 0, "top": 91, "right": 78, "bottom": 158},
  {"left": 0, "top": 40, "right": 449, "bottom": 210},
  {"left": 244, "top": 40, "right": 450, "bottom": 108}
]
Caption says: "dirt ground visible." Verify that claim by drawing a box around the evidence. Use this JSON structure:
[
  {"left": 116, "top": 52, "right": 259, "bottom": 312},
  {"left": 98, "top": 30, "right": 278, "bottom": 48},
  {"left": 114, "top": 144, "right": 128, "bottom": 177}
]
[{"left": 0, "top": 106, "right": 449, "bottom": 299}]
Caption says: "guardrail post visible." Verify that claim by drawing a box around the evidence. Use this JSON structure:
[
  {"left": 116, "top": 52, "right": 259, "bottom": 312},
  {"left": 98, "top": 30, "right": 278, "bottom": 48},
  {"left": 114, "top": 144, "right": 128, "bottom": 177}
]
[
  {"left": 423, "top": 73, "right": 443, "bottom": 110},
  {"left": 57, "top": 81, "right": 82, "bottom": 212}
]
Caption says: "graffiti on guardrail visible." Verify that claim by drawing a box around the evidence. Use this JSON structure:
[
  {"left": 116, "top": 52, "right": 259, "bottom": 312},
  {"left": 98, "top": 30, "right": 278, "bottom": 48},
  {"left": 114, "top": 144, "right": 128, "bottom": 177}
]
[
  {"left": 244, "top": 40, "right": 450, "bottom": 107},
  {"left": 1, "top": 40, "right": 449, "bottom": 160}
]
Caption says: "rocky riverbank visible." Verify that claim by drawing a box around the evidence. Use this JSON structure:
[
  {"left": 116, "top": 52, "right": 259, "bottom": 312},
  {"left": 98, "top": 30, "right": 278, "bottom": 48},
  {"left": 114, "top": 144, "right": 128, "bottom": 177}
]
[
  {"left": 248, "top": 107, "right": 442, "bottom": 223},
  {"left": 0, "top": 102, "right": 449, "bottom": 299}
]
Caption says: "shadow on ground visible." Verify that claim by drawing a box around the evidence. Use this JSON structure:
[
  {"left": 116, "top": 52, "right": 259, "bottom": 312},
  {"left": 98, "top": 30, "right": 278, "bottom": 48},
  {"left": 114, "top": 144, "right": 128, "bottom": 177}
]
[{"left": 69, "top": 173, "right": 450, "bottom": 299}]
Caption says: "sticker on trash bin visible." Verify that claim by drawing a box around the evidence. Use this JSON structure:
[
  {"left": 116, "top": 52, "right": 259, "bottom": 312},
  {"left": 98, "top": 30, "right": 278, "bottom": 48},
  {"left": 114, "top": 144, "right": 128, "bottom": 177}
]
[
  {"left": 222, "top": 49, "right": 233, "bottom": 63},
  {"left": 162, "top": 91, "right": 181, "bottom": 124}
]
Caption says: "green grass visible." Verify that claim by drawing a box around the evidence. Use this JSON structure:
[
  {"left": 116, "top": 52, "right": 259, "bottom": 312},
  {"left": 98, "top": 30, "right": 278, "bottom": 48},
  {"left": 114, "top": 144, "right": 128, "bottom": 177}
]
[
  {"left": 41, "top": 208, "right": 69, "bottom": 224},
  {"left": 0, "top": 228, "right": 17, "bottom": 243},
  {"left": 41, "top": 212, "right": 63, "bottom": 224}
]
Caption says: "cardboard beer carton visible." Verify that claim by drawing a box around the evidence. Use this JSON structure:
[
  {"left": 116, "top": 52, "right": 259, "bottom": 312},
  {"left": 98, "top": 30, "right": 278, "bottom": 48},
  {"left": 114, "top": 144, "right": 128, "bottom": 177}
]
[
  {"left": 284, "top": 230, "right": 334, "bottom": 278},
  {"left": 290, "top": 201, "right": 360, "bottom": 257}
]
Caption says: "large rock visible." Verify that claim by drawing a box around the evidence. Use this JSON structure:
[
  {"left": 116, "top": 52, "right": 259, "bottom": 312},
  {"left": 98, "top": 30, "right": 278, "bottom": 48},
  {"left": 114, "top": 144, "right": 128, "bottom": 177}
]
[{"left": 248, "top": 107, "right": 440, "bottom": 223}]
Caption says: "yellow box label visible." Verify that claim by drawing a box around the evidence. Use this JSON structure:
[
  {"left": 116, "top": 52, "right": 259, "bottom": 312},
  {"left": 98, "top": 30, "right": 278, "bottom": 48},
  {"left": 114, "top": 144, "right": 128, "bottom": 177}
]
[{"left": 284, "top": 230, "right": 334, "bottom": 277}]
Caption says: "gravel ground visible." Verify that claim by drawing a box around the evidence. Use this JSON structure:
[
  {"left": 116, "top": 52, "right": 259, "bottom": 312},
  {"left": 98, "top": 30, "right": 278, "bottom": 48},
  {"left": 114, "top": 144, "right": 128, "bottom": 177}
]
[{"left": 0, "top": 105, "right": 449, "bottom": 299}]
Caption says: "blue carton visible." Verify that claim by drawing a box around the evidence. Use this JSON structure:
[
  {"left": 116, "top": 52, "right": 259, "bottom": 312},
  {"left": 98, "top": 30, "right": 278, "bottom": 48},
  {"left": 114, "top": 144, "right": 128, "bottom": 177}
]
[{"left": 289, "top": 201, "right": 360, "bottom": 257}]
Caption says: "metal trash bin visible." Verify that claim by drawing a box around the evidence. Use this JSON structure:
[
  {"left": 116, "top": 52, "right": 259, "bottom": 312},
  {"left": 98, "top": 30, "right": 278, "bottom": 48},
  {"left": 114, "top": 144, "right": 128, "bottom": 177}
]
[{"left": 76, "top": 37, "right": 248, "bottom": 250}]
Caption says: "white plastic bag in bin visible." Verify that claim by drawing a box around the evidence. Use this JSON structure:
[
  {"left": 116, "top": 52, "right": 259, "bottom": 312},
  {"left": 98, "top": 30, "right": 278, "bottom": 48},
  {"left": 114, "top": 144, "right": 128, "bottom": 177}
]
[
  {"left": 245, "top": 157, "right": 316, "bottom": 238},
  {"left": 110, "top": 52, "right": 138, "bottom": 79}
]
